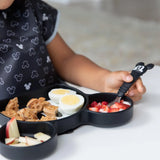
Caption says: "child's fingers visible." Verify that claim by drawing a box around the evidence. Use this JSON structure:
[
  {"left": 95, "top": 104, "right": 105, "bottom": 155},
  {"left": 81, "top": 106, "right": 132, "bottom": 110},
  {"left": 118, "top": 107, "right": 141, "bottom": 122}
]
[
  {"left": 126, "top": 80, "right": 146, "bottom": 101},
  {"left": 135, "top": 78, "right": 146, "bottom": 94},
  {"left": 114, "top": 71, "right": 133, "bottom": 83},
  {"left": 126, "top": 88, "right": 142, "bottom": 101},
  {"left": 118, "top": 71, "right": 146, "bottom": 94},
  {"left": 129, "top": 92, "right": 143, "bottom": 102}
]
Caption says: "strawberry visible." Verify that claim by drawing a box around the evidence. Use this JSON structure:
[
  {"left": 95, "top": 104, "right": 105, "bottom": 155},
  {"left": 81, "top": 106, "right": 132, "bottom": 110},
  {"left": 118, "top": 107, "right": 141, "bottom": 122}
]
[
  {"left": 109, "top": 107, "right": 120, "bottom": 113},
  {"left": 109, "top": 102, "right": 130, "bottom": 112},
  {"left": 95, "top": 102, "right": 102, "bottom": 110},
  {"left": 115, "top": 102, "right": 130, "bottom": 110},
  {"left": 90, "top": 101, "right": 98, "bottom": 107},
  {"left": 88, "top": 100, "right": 130, "bottom": 113},
  {"left": 89, "top": 107, "right": 99, "bottom": 112},
  {"left": 101, "top": 101, "right": 108, "bottom": 106},
  {"left": 102, "top": 105, "right": 110, "bottom": 112}
]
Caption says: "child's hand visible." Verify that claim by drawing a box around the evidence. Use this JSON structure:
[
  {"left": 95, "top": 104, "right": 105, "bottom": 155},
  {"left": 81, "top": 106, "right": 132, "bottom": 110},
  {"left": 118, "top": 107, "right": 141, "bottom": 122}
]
[{"left": 104, "top": 71, "right": 146, "bottom": 102}]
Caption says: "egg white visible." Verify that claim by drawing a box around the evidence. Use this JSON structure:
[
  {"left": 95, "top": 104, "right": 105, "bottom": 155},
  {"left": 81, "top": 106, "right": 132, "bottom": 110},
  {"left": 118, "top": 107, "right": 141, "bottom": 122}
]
[{"left": 59, "top": 94, "right": 85, "bottom": 115}]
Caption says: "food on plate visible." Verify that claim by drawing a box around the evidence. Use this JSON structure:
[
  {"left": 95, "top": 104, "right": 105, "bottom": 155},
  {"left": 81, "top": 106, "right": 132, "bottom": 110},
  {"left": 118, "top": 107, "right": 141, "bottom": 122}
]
[
  {"left": 9, "top": 142, "right": 28, "bottom": 147},
  {"left": 6, "top": 117, "right": 20, "bottom": 138},
  {"left": 59, "top": 94, "right": 84, "bottom": 115},
  {"left": 1, "top": 109, "right": 18, "bottom": 119},
  {"left": 34, "top": 132, "right": 51, "bottom": 142},
  {"left": 26, "top": 97, "right": 50, "bottom": 112},
  {"left": 40, "top": 116, "right": 56, "bottom": 121},
  {"left": 17, "top": 108, "right": 38, "bottom": 121},
  {"left": 1, "top": 88, "right": 85, "bottom": 120},
  {"left": 5, "top": 137, "right": 18, "bottom": 145},
  {"left": 1, "top": 97, "right": 19, "bottom": 118},
  {"left": 5, "top": 97, "right": 19, "bottom": 112},
  {"left": 1, "top": 97, "right": 58, "bottom": 121},
  {"left": 43, "top": 105, "right": 58, "bottom": 120},
  {"left": 48, "top": 88, "right": 76, "bottom": 104},
  {"left": 4, "top": 118, "right": 51, "bottom": 147},
  {"left": 88, "top": 100, "right": 130, "bottom": 113},
  {"left": 22, "top": 136, "right": 42, "bottom": 146}
]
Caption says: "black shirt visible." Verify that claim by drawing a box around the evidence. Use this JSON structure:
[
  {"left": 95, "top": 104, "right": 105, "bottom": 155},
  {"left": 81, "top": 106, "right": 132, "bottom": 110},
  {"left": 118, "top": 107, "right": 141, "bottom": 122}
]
[{"left": 0, "top": 0, "right": 60, "bottom": 100}]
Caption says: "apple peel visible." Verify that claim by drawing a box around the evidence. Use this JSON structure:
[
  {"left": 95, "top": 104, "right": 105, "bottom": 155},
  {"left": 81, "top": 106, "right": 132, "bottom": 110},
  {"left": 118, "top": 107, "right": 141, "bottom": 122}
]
[{"left": 6, "top": 117, "right": 20, "bottom": 138}]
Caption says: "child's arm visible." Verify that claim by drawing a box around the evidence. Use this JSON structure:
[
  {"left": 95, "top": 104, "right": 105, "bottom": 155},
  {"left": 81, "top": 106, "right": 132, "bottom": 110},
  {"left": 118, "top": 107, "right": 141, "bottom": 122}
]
[{"left": 47, "top": 33, "right": 146, "bottom": 101}]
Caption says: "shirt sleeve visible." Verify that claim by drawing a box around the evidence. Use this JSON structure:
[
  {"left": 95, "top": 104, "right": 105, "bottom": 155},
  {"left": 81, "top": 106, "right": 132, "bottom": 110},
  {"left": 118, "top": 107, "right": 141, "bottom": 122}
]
[{"left": 33, "top": 0, "right": 60, "bottom": 45}]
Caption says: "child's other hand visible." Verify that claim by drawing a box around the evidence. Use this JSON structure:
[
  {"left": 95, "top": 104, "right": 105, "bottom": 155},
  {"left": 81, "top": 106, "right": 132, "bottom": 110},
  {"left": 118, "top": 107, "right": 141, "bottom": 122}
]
[{"left": 104, "top": 71, "right": 146, "bottom": 102}]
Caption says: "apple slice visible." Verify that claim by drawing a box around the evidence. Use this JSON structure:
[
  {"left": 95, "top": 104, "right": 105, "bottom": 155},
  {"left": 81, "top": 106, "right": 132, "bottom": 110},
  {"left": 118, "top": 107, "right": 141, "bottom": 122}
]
[
  {"left": 10, "top": 142, "right": 28, "bottom": 147},
  {"left": 34, "top": 132, "right": 51, "bottom": 142},
  {"left": 18, "top": 136, "right": 27, "bottom": 144},
  {"left": 25, "top": 136, "right": 41, "bottom": 146},
  {"left": 5, "top": 138, "right": 16, "bottom": 145},
  {"left": 6, "top": 117, "right": 20, "bottom": 138}
]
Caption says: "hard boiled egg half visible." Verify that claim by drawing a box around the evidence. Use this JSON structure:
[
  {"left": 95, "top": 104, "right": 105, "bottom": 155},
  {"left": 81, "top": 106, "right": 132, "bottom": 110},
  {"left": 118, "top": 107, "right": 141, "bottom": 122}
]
[
  {"left": 59, "top": 94, "right": 85, "bottom": 115},
  {"left": 48, "top": 88, "right": 76, "bottom": 104}
]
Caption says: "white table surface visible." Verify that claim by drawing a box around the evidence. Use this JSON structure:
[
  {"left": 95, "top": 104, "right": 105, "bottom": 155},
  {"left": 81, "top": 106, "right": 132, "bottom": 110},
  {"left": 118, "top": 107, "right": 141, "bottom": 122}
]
[{"left": 0, "top": 65, "right": 160, "bottom": 160}]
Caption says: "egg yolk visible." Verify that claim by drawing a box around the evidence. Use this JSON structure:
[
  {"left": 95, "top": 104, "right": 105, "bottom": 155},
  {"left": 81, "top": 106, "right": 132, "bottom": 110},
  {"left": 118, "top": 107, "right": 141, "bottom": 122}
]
[
  {"left": 61, "top": 95, "right": 80, "bottom": 105},
  {"left": 52, "top": 89, "right": 70, "bottom": 95}
]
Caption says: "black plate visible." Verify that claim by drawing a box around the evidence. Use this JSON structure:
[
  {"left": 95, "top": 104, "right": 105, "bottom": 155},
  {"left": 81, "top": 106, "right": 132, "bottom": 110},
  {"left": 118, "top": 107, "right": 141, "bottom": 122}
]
[
  {"left": 0, "top": 121, "right": 57, "bottom": 160},
  {"left": 85, "top": 93, "right": 133, "bottom": 127},
  {"left": 0, "top": 83, "right": 133, "bottom": 159}
]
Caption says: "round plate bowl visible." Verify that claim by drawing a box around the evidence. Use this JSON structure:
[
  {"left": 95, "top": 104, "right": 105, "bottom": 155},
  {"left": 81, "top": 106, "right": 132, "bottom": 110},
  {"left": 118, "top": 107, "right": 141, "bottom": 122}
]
[
  {"left": 0, "top": 121, "right": 57, "bottom": 160},
  {"left": 85, "top": 93, "right": 134, "bottom": 127}
]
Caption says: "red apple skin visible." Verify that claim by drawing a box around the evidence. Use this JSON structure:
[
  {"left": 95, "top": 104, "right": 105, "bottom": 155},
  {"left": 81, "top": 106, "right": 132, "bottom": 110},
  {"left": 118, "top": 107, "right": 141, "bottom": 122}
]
[
  {"left": 5, "top": 138, "right": 16, "bottom": 145},
  {"left": 6, "top": 117, "right": 15, "bottom": 138},
  {"left": 6, "top": 117, "right": 20, "bottom": 138}
]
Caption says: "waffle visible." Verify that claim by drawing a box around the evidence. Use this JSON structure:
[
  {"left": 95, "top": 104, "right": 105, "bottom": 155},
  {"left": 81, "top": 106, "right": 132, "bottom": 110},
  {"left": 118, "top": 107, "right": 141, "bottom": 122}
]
[{"left": 1, "top": 97, "right": 58, "bottom": 121}]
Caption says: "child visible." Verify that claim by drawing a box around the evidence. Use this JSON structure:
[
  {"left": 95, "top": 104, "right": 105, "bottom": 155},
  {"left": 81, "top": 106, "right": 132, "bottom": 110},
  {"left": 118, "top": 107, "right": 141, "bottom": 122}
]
[{"left": 0, "top": 0, "right": 145, "bottom": 101}]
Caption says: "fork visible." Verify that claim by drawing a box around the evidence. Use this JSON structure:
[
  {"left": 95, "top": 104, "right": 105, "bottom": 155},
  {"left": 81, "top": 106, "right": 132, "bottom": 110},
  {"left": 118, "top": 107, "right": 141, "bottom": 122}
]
[{"left": 107, "top": 62, "right": 154, "bottom": 107}]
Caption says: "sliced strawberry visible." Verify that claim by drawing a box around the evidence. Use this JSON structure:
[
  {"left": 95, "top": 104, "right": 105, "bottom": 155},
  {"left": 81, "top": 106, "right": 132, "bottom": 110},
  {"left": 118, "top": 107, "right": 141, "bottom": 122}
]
[
  {"left": 101, "top": 101, "right": 108, "bottom": 105},
  {"left": 95, "top": 102, "right": 102, "bottom": 110},
  {"left": 115, "top": 102, "right": 130, "bottom": 110},
  {"left": 110, "top": 103, "right": 119, "bottom": 109},
  {"left": 89, "top": 107, "right": 99, "bottom": 112},
  {"left": 110, "top": 102, "right": 130, "bottom": 112},
  {"left": 90, "top": 101, "right": 98, "bottom": 107},
  {"left": 120, "top": 100, "right": 124, "bottom": 103},
  {"left": 88, "top": 100, "right": 130, "bottom": 113},
  {"left": 101, "top": 105, "right": 110, "bottom": 112},
  {"left": 109, "top": 107, "right": 120, "bottom": 113},
  {"left": 109, "top": 103, "right": 121, "bottom": 113}
]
